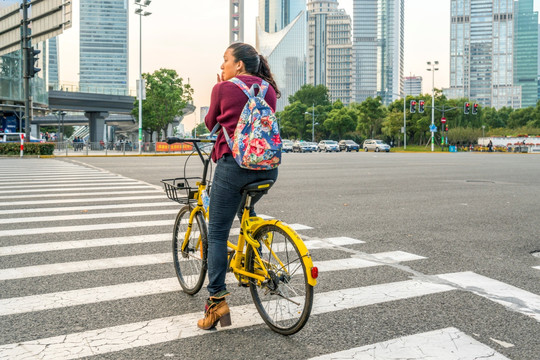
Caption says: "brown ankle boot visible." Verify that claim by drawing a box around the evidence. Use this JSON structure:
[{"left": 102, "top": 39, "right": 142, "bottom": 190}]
[{"left": 197, "top": 292, "right": 231, "bottom": 330}]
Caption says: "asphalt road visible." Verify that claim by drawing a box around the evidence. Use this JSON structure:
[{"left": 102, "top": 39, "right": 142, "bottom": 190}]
[{"left": 0, "top": 151, "right": 539, "bottom": 359}]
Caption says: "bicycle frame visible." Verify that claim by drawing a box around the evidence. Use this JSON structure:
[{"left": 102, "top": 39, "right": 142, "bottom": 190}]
[{"left": 227, "top": 193, "right": 318, "bottom": 287}]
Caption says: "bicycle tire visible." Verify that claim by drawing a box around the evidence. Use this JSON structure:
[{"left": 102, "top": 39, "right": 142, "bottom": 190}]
[
  {"left": 246, "top": 224, "right": 314, "bottom": 335},
  {"left": 172, "top": 205, "right": 207, "bottom": 295}
]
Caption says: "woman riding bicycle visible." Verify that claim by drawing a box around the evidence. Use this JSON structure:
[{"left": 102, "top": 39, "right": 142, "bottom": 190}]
[{"left": 198, "top": 42, "right": 281, "bottom": 330}]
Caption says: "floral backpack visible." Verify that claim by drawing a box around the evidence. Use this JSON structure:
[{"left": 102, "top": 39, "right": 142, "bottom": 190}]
[{"left": 221, "top": 77, "right": 282, "bottom": 170}]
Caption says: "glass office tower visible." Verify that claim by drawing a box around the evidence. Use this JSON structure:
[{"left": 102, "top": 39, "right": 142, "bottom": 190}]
[
  {"left": 352, "top": 0, "right": 377, "bottom": 103},
  {"left": 376, "top": 0, "right": 404, "bottom": 105},
  {"left": 79, "top": 0, "right": 128, "bottom": 95},
  {"left": 257, "top": 0, "right": 307, "bottom": 111},
  {"left": 514, "top": 0, "right": 538, "bottom": 108},
  {"left": 48, "top": 37, "right": 59, "bottom": 90},
  {"left": 448, "top": 0, "right": 521, "bottom": 109},
  {"left": 307, "top": 0, "right": 353, "bottom": 105}
]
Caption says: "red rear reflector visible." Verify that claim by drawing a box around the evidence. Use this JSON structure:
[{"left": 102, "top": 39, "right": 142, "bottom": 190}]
[{"left": 311, "top": 267, "right": 318, "bottom": 279}]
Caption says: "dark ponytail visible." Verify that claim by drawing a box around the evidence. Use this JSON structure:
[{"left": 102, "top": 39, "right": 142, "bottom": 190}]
[{"left": 228, "top": 42, "right": 281, "bottom": 99}]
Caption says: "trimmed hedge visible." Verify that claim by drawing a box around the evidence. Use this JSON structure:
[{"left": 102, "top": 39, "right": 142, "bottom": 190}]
[{"left": 0, "top": 142, "right": 55, "bottom": 156}]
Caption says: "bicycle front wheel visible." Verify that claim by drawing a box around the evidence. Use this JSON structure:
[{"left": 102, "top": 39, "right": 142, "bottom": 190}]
[
  {"left": 247, "top": 224, "right": 314, "bottom": 335},
  {"left": 172, "top": 205, "right": 207, "bottom": 295}
]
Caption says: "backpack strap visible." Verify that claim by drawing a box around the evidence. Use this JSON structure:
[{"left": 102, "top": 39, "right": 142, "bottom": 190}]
[
  {"left": 228, "top": 77, "right": 269, "bottom": 99},
  {"left": 228, "top": 77, "right": 252, "bottom": 98}
]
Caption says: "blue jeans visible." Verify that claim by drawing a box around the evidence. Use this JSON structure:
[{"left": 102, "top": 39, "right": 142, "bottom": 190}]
[{"left": 206, "top": 154, "right": 278, "bottom": 296}]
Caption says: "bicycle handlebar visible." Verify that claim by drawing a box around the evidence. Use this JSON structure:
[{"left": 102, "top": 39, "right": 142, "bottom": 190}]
[{"left": 166, "top": 137, "right": 216, "bottom": 145}]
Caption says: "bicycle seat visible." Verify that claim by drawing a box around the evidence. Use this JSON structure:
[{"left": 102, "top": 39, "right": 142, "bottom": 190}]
[{"left": 242, "top": 180, "right": 274, "bottom": 194}]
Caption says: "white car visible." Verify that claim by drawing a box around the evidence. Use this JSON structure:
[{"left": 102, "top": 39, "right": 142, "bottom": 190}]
[
  {"left": 318, "top": 140, "right": 339, "bottom": 152},
  {"left": 363, "top": 139, "right": 390, "bottom": 152},
  {"left": 282, "top": 139, "right": 293, "bottom": 153}
]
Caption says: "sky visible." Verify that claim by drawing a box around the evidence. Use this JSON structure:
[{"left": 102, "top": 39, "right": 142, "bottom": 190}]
[{"left": 54, "top": 0, "right": 540, "bottom": 131}]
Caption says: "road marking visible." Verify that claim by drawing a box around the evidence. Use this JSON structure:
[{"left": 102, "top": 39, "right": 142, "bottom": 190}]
[
  {"left": 0, "top": 209, "right": 179, "bottom": 225},
  {"left": 0, "top": 188, "right": 160, "bottom": 200},
  {"left": 325, "top": 236, "right": 365, "bottom": 245},
  {"left": 0, "top": 173, "right": 120, "bottom": 186},
  {"left": 2, "top": 183, "right": 155, "bottom": 195},
  {"left": 315, "top": 252, "right": 425, "bottom": 272},
  {"left": 0, "top": 280, "right": 454, "bottom": 359},
  {"left": 0, "top": 179, "right": 144, "bottom": 192},
  {"left": 0, "top": 252, "right": 427, "bottom": 316},
  {"left": 309, "top": 327, "right": 509, "bottom": 360},
  {"left": 533, "top": 266, "right": 540, "bottom": 270},
  {"left": 0, "top": 232, "right": 360, "bottom": 257},
  {"left": 0, "top": 244, "right": 418, "bottom": 281},
  {"left": 0, "top": 202, "right": 178, "bottom": 215},
  {"left": 437, "top": 271, "right": 540, "bottom": 322},
  {"left": 0, "top": 195, "right": 167, "bottom": 206},
  {"left": 0, "top": 219, "right": 174, "bottom": 238},
  {"left": 0, "top": 234, "right": 171, "bottom": 256}
]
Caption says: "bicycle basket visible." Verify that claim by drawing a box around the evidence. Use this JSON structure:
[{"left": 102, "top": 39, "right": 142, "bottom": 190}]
[{"left": 161, "top": 177, "right": 201, "bottom": 204}]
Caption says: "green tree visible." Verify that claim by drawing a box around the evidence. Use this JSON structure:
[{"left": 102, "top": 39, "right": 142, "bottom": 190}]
[
  {"left": 353, "top": 97, "right": 386, "bottom": 139},
  {"left": 381, "top": 110, "right": 403, "bottom": 143},
  {"left": 508, "top": 107, "right": 535, "bottom": 128},
  {"left": 323, "top": 100, "right": 357, "bottom": 139},
  {"left": 192, "top": 122, "right": 207, "bottom": 137},
  {"left": 277, "top": 101, "right": 308, "bottom": 139},
  {"left": 132, "top": 68, "right": 193, "bottom": 141},
  {"left": 288, "top": 84, "right": 331, "bottom": 108}
]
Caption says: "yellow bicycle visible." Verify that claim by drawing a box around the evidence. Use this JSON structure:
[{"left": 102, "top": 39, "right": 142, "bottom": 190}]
[{"left": 162, "top": 138, "right": 318, "bottom": 335}]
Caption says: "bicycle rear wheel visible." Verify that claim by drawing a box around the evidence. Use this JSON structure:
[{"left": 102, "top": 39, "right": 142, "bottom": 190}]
[
  {"left": 172, "top": 205, "right": 207, "bottom": 295},
  {"left": 247, "top": 224, "right": 314, "bottom": 335}
]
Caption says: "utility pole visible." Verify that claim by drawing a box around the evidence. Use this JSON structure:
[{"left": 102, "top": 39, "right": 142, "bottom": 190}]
[{"left": 22, "top": 0, "right": 31, "bottom": 141}]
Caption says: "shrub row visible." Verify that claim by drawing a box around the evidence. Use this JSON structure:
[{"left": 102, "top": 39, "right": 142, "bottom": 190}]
[{"left": 0, "top": 142, "right": 55, "bottom": 156}]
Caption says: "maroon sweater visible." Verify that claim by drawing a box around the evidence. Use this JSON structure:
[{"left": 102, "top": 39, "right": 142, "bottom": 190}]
[{"left": 204, "top": 75, "right": 277, "bottom": 162}]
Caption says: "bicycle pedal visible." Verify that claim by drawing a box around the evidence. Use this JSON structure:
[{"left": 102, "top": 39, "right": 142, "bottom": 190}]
[{"left": 237, "top": 282, "right": 249, "bottom": 288}]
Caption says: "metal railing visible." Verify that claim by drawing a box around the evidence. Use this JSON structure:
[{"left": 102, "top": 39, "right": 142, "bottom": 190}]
[{"left": 51, "top": 141, "right": 199, "bottom": 156}]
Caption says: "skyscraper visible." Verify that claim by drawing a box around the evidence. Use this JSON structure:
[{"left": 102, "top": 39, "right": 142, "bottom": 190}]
[
  {"left": 404, "top": 76, "right": 422, "bottom": 97},
  {"left": 256, "top": 0, "right": 307, "bottom": 111},
  {"left": 307, "top": 0, "right": 353, "bottom": 105},
  {"left": 376, "top": 0, "right": 404, "bottom": 105},
  {"left": 514, "top": 0, "right": 538, "bottom": 108},
  {"left": 48, "top": 37, "right": 59, "bottom": 91},
  {"left": 447, "top": 0, "right": 521, "bottom": 109},
  {"left": 352, "top": 0, "right": 377, "bottom": 103},
  {"left": 79, "top": 0, "right": 128, "bottom": 95}
]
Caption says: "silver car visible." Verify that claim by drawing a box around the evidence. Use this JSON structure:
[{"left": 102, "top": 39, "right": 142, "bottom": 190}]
[
  {"left": 318, "top": 140, "right": 339, "bottom": 152},
  {"left": 282, "top": 139, "right": 293, "bottom": 153},
  {"left": 363, "top": 139, "right": 390, "bottom": 152}
]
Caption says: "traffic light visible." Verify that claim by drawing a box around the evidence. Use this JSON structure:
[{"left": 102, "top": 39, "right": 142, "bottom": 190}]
[
  {"left": 464, "top": 102, "right": 470, "bottom": 115},
  {"left": 410, "top": 100, "right": 417, "bottom": 113},
  {"left": 419, "top": 100, "right": 425, "bottom": 113},
  {"left": 27, "top": 47, "right": 41, "bottom": 78},
  {"left": 472, "top": 103, "right": 478, "bottom": 115}
]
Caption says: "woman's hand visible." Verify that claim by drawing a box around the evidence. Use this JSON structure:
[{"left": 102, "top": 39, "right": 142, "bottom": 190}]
[{"left": 217, "top": 72, "right": 224, "bottom": 83}]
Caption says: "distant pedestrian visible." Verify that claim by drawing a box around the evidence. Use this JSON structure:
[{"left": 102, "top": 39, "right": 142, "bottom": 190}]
[{"left": 487, "top": 140, "right": 493, "bottom": 152}]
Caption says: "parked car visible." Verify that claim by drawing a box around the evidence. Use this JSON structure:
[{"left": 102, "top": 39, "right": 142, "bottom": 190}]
[
  {"left": 0, "top": 132, "right": 44, "bottom": 143},
  {"left": 363, "top": 139, "right": 390, "bottom": 152},
  {"left": 292, "top": 141, "right": 313, "bottom": 153},
  {"left": 318, "top": 140, "right": 339, "bottom": 152},
  {"left": 282, "top": 139, "right": 293, "bottom": 153},
  {"left": 306, "top": 142, "right": 318, "bottom": 152},
  {"left": 339, "top": 140, "right": 360, "bottom": 152}
]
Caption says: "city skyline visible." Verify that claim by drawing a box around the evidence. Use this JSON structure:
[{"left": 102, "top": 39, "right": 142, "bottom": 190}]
[{"left": 54, "top": 0, "right": 540, "bottom": 131}]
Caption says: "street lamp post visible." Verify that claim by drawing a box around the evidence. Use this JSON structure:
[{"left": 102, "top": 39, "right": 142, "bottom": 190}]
[
  {"left": 304, "top": 104, "right": 316, "bottom": 142},
  {"left": 135, "top": 0, "right": 152, "bottom": 154},
  {"left": 426, "top": 61, "right": 439, "bottom": 152}
]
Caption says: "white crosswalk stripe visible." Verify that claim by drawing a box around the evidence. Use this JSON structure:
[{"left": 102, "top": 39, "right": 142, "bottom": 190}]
[
  {"left": 308, "top": 327, "right": 510, "bottom": 360},
  {"left": 0, "top": 251, "right": 425, "bottom": 316},
  {"left": 0, "top": 280, "right": 456, "bottom": 359},
  {"left": 0, "top": 159, "right": 531, "bottom": 359}
]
